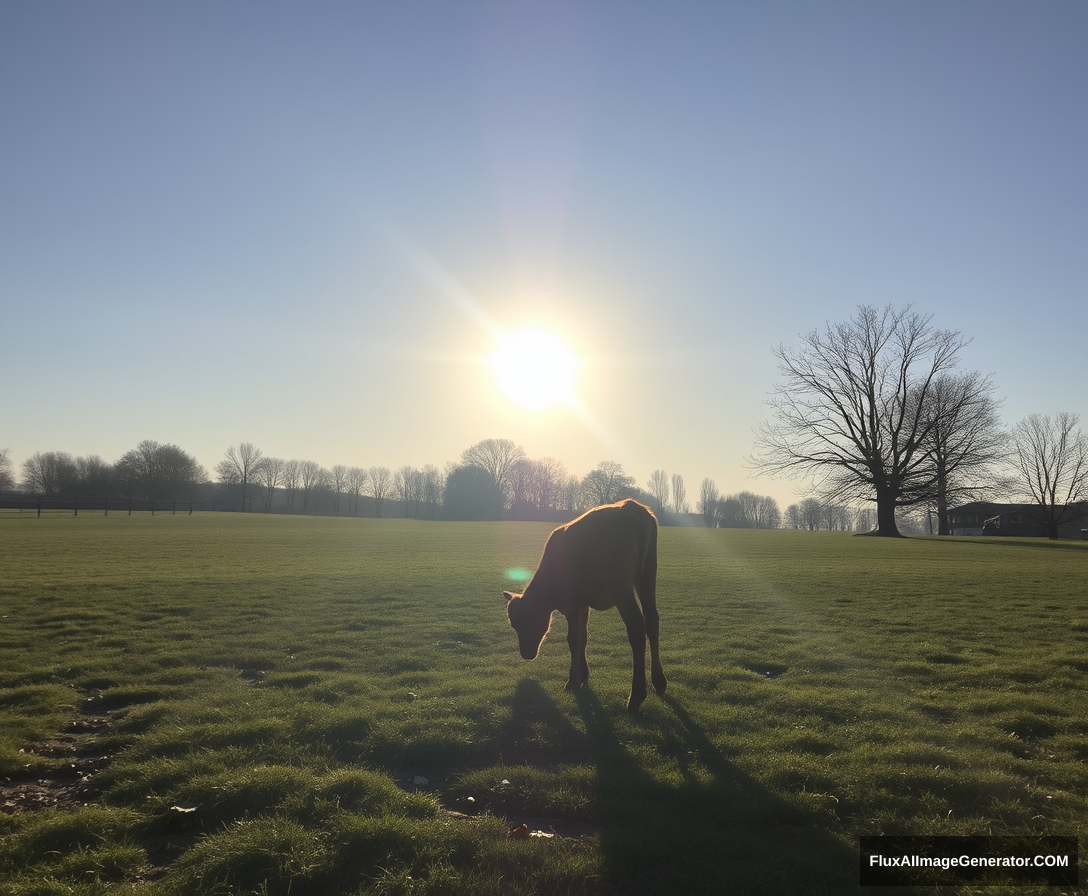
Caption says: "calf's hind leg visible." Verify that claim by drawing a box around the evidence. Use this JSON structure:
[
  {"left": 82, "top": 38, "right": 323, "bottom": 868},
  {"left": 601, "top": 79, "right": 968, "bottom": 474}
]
[
  {"left": 637, "top": 548, "right": 667, "bottom": 696},
  {"left": 615, "top": 595, "right": 648, "bottom": 712}
]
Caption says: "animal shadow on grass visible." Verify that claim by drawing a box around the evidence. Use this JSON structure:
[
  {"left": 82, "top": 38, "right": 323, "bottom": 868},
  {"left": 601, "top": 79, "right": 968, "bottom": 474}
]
[
  {"left": 573, "top": 689, "right": 860, "bottom": 895},
  {"left": 497, "top": 678, "right": 592, "bottom": 766}
]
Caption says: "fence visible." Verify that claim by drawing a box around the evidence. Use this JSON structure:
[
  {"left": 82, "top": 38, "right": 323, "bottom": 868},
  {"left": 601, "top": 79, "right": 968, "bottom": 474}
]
[{"left": 0, "top": 494, "right": 194, "bottom": 517}]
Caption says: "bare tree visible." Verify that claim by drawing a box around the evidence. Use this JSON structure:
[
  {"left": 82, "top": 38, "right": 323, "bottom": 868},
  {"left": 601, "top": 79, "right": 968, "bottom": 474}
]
[
  {"left": 368, "top": 466, "right": 393, "bottom": 518},
  {"left": 715, "top": 492, "right": 779, "bottom": 528},
  {"left": 748, "top": 492, "right": 781, "bottom": 529},
  {"left": 532, "top": 457, "right": 567, "bottom": 512},
  {"left": 460, "top": 438, "right": 526, "bottom": 508},
  {"left": 394, "top": 465, "right": 424, "bottom": 518},
  {"left": 853, "top": 504, "right": 875, "bottom": 533},
  {"left": 0, "top": 448, "right": 16, "bottom": 490},
  {"left": 347, "top": 466, "right": 369, "bottom": 517},
  {"left": 800, "top": 497, "right": 823, "bottom": 530},
  {"left": 786, "top": 502, "right": 802, "bottom": 529},
  {"left": 559, "top": 474, "right": 583, "bottom": 514},
  {"left": 258, "top": 457, "right": 286, "bottom": 513},
  {"left": 647, "top": 469, "right": 670, "bottom": 513},
  {"left": 716, "top": 496, "right": 743, "bottom": 527},
  {"left": 581, "top": 461, "right": 635, "bottom": 506},
  {"left": 824, "top": 503, "right": 852, "bottom": 531},
  {"left": 116, "top": 441, "right": 205, "bottom": 502},
  {"left": 753, "top": 304, "right": 967, "bottom": 536},
  {"left": 421, "top": 464, "right": 443, "bottom": 518},
  {"left": 216, "top": 443, "right": 264, "bottom": 512},
  {"left": 670, "top": 473, "right": 688, "bottom": 514},
  {"left": 697, "top": 478, "right": 719, "bottom": 527},
  {"left": 508, "top": 459, "right": 534, "bottom": 517},
  {"left": 73, "top": 455, "right": 113, "bottom": 499},
  {"left": 282, "top": 459, "right": 302, "bottom": 511},
  {"left": 21, "top": 451, "right": 76, "bottom": 494},
  {"left": 1011, "top": 412, "right": 1088, "bottom": 539},
  {"left": 920, "top": 370, "right": 1006, "bottom": 534},
  {"left": 298, "top": 460, "right": 324, "bottom": 513},
  {"left": 329, "top": 464, "right": 350, "bottom": 516}
]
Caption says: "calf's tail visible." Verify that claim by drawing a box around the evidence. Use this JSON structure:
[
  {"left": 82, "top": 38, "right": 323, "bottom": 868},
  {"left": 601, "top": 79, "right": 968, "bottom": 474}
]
[{"left": 632, "top": 503, "right": 658, "bottom": 603}]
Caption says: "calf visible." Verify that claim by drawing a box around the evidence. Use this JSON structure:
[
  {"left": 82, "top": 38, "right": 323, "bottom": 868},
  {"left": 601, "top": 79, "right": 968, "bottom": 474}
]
[{"left": 504, "top": 499, "right": 666, "bottom": 712}]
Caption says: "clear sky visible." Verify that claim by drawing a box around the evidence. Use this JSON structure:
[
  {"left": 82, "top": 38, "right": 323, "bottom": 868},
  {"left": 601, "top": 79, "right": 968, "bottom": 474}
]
[{"left": 2, "top": 1, "right": 1085, "bottom": 509}]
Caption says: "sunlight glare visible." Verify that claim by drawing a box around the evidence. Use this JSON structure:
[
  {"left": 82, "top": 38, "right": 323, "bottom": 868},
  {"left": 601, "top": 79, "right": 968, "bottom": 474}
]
[{"left": 490, "top": 327, "right": 578, "bottom": 410}]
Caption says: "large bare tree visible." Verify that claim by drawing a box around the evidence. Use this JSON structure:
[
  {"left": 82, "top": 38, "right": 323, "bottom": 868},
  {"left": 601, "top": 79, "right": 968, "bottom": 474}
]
[
  {"left": 753, "top": 305, "right": 967, "bottom": 536},
  {"left": 1011, "top": 412, "right": 1088, "bottom": 539}
]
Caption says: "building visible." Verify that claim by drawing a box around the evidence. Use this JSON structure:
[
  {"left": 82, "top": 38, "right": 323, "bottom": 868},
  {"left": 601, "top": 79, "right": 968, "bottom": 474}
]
[{"left": 948, "top": 502, "right": 1088, "bottom": 539}]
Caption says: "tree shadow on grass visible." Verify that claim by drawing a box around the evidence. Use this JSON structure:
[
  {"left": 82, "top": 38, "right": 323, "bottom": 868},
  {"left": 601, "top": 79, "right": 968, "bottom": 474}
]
[{"left": 574, "top": 688, "right": 862, "bottom": 895}]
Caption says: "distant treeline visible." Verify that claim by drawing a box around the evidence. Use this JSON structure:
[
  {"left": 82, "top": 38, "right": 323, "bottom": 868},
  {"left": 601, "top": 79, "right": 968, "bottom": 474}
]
[{"left": 1, "top": 439, "right": 874, "bottom": 529}]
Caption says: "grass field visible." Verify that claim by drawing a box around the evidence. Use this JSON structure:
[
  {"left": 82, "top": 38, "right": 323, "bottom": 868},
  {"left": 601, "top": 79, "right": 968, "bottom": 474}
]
[{"left": 0, "top": 513, "right": 1085, "bottom": 895}]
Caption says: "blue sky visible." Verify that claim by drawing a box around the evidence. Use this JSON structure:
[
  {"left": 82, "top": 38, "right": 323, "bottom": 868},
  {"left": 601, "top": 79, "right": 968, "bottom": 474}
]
[{"left": 2, "top": 1, "right": 1085, "bottom": 508}]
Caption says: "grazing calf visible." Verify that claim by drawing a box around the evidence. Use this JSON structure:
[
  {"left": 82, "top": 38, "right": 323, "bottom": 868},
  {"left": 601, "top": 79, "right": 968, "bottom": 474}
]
[{"left": 504, "top": 499, "right": 666, "bottom": 712}]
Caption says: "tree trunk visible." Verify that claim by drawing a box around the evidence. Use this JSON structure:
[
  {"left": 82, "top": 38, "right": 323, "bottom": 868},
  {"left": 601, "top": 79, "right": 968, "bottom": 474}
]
[
  {"left": 1047, "top": 514, "right": 1059, "bottom": 540},
  {"left": 936, "top": 469, "right": 950, "bottom": 536},
  {"left": 873, "top": 484, "right": 903, "bottom": 537}
]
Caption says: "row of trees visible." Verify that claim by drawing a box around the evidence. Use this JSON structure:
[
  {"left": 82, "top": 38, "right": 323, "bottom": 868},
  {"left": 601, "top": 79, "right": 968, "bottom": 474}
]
[
  {"left": 695, "top": 480, "right": 783, "bottom": 529},
  {"left": 12, "top": 441, "right": 207, "bottom": 503},
  {"left": 3, "top": 436, "right": 693, "bottom": 523},
  {"left": 753, "top": 304, "right": 1088, "bottom": 538}
]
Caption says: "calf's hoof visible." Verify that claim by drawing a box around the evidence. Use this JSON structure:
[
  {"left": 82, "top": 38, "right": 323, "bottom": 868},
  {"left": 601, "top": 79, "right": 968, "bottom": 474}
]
[
  {"left": 651, "top": 670, "right": 668, "bottom": 696},
  {"left": 564, "top": 679, "right": 585, "bottom": 692},
  {"left": 626, "top": 687, "right": 647, "bottom": 713}
]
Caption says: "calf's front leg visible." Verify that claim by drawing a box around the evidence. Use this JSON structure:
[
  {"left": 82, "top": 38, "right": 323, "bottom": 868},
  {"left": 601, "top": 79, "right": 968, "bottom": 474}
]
[{"left": 564, "top": 606, "right": 590, "bottom": 690}]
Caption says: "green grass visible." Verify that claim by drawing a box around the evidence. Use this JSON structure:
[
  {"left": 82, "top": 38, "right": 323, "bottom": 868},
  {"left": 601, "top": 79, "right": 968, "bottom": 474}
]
[{"left": 0, "top": 514, "right": 1085, "bottom": 894}]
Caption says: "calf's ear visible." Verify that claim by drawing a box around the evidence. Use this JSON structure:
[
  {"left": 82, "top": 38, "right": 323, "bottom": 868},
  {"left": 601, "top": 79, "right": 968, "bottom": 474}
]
[{"left": 503, "top": 591, "right": 514, "bottom": 602}]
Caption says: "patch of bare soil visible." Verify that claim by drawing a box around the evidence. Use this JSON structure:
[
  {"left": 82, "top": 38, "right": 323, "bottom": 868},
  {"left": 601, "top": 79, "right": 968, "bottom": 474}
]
[{"left": 1, "top": 694, "right": 113, "bottom": 815}]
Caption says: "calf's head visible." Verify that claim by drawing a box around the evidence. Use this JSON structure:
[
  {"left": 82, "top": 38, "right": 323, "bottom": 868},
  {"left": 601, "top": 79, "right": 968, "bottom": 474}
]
[{"left": 504, "top": 591, "right": 552, "bottom": 660}]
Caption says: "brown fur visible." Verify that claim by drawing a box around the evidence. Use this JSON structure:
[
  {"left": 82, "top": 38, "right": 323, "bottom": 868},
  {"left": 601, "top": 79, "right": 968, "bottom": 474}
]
[{"left": 504, "top": 499, "right": 666, "bottom": 712}]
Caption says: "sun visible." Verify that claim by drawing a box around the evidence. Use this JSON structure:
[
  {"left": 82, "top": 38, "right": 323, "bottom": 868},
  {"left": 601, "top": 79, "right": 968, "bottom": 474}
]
[{"left": 489, "top": 327, "right": 578, "bottom": 410}]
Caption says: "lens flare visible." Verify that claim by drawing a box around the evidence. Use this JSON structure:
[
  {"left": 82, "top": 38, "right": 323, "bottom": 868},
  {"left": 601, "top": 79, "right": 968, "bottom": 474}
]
[{"left": 504, "top": 568, "right": 533, "bottom": 585}]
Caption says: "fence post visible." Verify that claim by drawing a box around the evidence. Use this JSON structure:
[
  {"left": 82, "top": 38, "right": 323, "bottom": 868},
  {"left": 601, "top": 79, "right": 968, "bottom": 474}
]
[
  {"left": 38, "top": 496, "right": 42, "bottom": 518},
  {"left": 74, "top": 498, "right": 78, "bottom": 517}
]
